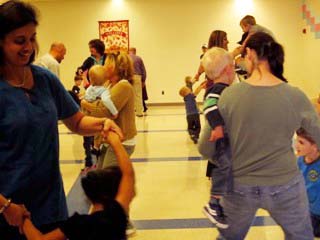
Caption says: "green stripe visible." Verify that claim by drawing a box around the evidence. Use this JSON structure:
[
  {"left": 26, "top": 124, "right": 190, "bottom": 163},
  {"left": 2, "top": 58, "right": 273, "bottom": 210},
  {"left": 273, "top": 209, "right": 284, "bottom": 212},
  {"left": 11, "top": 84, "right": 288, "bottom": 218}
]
[{"left": 203, "top": 98, "right": 218, "bottom": 109}]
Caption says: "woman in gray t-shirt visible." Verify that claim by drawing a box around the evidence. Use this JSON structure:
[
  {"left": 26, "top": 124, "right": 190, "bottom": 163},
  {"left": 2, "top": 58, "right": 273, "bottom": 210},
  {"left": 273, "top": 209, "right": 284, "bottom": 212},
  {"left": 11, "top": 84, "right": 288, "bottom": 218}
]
[{"left": 215, "top": 32, "right": 320, "bottom": 240}]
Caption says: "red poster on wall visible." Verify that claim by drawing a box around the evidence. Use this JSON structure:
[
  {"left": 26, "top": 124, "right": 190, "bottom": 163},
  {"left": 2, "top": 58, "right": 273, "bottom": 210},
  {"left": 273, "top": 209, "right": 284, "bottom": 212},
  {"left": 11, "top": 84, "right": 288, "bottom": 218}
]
[{"left": 99, "top": 20, "right": 129, "bottom": 52}]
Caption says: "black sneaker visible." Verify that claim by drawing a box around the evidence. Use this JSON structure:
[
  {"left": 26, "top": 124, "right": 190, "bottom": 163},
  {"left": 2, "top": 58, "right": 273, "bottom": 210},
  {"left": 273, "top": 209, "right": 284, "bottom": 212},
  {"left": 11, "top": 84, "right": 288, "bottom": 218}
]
[
  {"left": 191, "top": 136, "right": 198, "bottom": 144},
  {"left": 202, "top": 203, "right": 229, "bottom": 229}
]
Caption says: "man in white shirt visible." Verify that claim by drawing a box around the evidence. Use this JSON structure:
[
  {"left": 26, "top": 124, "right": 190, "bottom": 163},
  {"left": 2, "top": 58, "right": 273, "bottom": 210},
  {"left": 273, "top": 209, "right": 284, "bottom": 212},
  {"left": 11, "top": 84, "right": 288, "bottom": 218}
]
[{"left": 35, "top": 42, "right": 66, "bottom": 79}]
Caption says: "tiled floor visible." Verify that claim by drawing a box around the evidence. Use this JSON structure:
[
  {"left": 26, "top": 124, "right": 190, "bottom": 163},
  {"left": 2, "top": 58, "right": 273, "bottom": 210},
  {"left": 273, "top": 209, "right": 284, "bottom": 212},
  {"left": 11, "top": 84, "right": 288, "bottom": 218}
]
[{"left": 59, "top": 106, "right": 297, "bottom": 240}]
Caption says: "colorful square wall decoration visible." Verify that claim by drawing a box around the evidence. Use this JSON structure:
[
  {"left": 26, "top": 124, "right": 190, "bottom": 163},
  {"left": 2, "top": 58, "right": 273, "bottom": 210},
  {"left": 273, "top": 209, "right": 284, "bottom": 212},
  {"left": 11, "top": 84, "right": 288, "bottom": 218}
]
[
  {"left": 302, "top": 0, "right": 320, "bottom": 39},
  {"left": 99, "top": 20, "right": 129, "bottom": 52}
]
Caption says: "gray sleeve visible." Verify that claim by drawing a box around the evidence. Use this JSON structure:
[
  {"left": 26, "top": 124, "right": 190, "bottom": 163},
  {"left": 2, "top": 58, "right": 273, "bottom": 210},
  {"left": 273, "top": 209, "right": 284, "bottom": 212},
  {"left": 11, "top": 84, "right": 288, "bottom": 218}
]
[
  {"left": 197, "top": 120, "right": 216, "bottom": 159},
  {"left": 297, "top": 91, "right": 320, "bottom": 147}
]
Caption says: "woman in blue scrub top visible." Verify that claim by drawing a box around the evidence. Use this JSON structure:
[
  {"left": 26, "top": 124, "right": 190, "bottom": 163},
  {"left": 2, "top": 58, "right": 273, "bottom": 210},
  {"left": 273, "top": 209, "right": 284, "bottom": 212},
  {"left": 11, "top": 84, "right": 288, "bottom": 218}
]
[{"left": 0, "top": 1, "right": 122, "bottom": 239}]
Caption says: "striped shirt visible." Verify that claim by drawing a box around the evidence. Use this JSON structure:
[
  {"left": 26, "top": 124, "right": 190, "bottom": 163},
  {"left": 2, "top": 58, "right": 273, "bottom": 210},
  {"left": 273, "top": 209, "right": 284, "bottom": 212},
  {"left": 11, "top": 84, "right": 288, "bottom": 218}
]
[{"left": 203, "top": 83, "right": 229, "bottom": 129}]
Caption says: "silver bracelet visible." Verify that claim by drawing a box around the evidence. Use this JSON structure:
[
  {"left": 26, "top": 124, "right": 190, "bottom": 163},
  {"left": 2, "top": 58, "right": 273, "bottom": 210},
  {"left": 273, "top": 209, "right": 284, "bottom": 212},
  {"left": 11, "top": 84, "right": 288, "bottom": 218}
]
[{"left": 0, "top": 198, "right": 11, "bottom": 214}]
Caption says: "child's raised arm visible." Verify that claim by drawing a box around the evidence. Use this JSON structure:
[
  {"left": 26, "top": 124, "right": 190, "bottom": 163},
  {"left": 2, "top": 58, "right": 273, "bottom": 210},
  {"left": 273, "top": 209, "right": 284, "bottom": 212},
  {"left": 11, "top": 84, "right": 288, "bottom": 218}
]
[
  {"left": 22, "top": 218, "right": 66, "bottom": 240},
  {"left": 105, "top": 131, "right": 135, "bottom": 212},
  {"left": 193, "top": 81, "right": 206, "bottom": 96}
]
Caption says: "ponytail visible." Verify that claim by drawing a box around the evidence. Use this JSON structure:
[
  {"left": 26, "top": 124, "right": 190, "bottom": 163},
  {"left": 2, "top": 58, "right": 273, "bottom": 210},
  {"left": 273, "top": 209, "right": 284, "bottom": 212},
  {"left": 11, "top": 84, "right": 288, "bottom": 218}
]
[{"left": 245, "top": 32, "right": 287, "bottom": 82}]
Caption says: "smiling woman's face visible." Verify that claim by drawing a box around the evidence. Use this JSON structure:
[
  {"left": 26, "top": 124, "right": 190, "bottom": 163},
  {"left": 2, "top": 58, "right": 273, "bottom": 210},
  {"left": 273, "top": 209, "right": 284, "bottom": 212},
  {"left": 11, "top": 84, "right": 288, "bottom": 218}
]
[{"left": 2, "top": 23, "right": 37, "bottom": 66}]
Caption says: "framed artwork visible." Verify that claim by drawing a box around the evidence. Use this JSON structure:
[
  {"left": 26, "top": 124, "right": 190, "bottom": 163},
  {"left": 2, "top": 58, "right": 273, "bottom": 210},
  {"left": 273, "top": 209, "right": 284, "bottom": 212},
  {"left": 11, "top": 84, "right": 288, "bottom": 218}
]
[{"left": 99, "top": 20, "right": 129, "bottom": 52}]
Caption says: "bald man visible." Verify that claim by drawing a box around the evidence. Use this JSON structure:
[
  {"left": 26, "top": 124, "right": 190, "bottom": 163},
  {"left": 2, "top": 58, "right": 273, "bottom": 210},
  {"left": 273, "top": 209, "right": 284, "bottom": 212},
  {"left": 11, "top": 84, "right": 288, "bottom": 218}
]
[{"left": 35, "top": 42, "right": 66, "bottom": 79}]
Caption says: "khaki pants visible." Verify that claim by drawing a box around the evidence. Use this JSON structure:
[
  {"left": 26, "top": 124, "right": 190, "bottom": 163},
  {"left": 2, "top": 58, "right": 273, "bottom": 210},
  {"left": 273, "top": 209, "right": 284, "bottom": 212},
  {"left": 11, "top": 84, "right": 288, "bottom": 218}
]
[
  {"left": 133, "top": 74, "right": 143, "bottom": 116},
  {"left": 98, "top": 144, "right": 135, "bottom": 168}
]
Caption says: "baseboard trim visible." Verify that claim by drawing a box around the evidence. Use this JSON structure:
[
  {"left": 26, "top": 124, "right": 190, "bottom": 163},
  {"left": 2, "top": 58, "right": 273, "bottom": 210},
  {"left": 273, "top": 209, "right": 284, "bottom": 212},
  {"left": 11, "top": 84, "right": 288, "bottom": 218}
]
[
  {"left": 147, "top": 102, "right": 184, "bottom": 106},
  {"left": 147, "top": 102, "right": 203, "bottom": 106}
]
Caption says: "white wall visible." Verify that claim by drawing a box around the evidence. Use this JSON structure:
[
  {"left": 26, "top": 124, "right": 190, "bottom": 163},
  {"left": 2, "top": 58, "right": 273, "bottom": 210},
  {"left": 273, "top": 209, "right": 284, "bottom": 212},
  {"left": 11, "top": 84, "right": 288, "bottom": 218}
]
[
  {"left": 299, "top": 0, "right": 320, "bottom": 98},
  {"left": 29, "top": 0, "right": 318, "bottom": 103}
]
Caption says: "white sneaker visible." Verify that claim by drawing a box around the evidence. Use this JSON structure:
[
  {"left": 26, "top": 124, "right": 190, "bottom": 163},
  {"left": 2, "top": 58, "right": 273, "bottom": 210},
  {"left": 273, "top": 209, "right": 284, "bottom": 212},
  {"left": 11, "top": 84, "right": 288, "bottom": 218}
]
[{"left": 126, "top": 220, "right": 137, "bottom": 237}]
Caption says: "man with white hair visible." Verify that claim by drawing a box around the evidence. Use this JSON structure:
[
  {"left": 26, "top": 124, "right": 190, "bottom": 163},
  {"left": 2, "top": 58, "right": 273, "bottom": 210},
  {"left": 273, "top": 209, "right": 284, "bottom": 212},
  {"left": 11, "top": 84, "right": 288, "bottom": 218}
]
[
  {"left": 35, "top": 42, "right": 66, "bottom": 79},
  {"left": 199, "top": 47, "right": 235, "bottom": 229}
]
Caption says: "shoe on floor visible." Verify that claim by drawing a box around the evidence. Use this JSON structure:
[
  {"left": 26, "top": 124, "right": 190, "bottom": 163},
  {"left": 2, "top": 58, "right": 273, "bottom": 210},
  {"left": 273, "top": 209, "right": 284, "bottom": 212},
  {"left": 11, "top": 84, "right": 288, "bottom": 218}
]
[
  {"left": 91, "top": 148, "right": 101, "bottom": 157},
  {"left": 126, "top": 219, "right": 137, "bottom": 237},
  {"left": 190, "top": 135, "right": 198, "bottom": 144},
  {"left": 202, "top": 203, "right": 229, "bottom": 229}
]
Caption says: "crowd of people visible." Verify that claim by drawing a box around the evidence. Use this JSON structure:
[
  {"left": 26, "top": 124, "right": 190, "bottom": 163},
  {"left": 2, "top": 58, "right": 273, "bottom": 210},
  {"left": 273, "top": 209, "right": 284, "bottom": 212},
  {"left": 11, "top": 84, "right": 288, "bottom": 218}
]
[{"left": 1, "top": 0, "right": 320, "bottom": 240}]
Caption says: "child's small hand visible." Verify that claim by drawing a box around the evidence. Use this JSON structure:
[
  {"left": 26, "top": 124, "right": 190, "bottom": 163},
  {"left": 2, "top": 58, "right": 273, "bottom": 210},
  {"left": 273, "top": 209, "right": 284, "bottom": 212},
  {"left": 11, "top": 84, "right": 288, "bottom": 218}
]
[
  {"left": 194, "top": 73, "right": 200, "bottom": 81},
  {"left": 200, "top": 81, "right": 207, "bottom": 88},
  {"left": 232, "top": 46, "right": 244, "bottom": 58},
  {"left": 111, "top": 113, "right": 119, "bottom": 120},
  {"left": 101, "top": 119, "right": 123, "bottom": 141},
  {"left": 103, "top": 131, "right": 121, "bottom": 146},
  {"left": 209, "top": 126, "right": 224, "bottom": 142}
]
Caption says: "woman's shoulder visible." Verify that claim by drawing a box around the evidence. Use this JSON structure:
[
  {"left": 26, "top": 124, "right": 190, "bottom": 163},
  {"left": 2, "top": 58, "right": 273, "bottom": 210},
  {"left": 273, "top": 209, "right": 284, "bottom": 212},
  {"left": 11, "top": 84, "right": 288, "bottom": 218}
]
[
  {"left": 31, "top": 64, "right": 59, "bottom": 82},
  {"left": 220, "top": 82, "right": 245, "bottom": 97},
  {"left": 31, "top": 65, "right": 66, "bottom": 93},
  {"left": 112, "top": 80, "right": 133, "bottom": 90}
]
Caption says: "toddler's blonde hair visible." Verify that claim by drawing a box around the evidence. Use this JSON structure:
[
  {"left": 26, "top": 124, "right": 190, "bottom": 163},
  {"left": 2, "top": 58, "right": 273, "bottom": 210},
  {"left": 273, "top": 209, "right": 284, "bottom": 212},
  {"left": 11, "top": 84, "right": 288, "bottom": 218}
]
[
  {"left": 88, "top": 65, "right": 107, "bottom": 86},
  {"left": 179, "top": 86, "right": 191, "bottom": 97}
]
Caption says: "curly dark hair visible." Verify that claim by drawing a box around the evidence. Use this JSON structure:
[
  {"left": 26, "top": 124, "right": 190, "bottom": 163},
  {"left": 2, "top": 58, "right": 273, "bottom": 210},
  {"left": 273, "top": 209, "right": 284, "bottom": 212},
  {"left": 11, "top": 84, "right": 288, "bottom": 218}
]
[{"left": 89, "top": 39, "right": 105, "bottom": 56}]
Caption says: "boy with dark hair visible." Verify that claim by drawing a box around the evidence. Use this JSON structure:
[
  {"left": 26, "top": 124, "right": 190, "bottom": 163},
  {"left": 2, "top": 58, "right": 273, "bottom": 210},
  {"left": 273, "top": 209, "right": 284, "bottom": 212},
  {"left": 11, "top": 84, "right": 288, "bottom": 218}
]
[{"left": 296, "top": 128, "right": 320, "bottom": 237}]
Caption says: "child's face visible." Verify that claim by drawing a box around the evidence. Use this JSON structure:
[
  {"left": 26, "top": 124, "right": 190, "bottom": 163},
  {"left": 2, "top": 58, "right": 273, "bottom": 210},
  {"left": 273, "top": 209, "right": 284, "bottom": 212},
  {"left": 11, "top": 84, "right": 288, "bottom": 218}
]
[
  {"left": 295, "top": 136, "right": 317, "bottom": 157},
  {"left": 75, "top": 80, "right": 82, "bottom": 86},
  {"left": 240, "top": 23, "right": 250, "bottom": 33}
]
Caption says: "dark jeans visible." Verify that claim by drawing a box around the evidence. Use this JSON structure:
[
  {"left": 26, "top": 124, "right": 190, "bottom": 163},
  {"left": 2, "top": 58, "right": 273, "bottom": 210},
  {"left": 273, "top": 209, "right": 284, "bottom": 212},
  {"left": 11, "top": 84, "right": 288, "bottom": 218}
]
[
  {"left": 210, "top": 139, "right": 232, "bottom": 196},
  {"left": 311, "top": 212, "right": 320, "bottom": 237},
  {"left": 186, "top": 113, "right": 201, "bottom": 139},
  {"left": 143, "top": 100, "right": 148, "bottom": 112},
  {"left": 83, "top": 136, "right": 94, "bottom": 167}
]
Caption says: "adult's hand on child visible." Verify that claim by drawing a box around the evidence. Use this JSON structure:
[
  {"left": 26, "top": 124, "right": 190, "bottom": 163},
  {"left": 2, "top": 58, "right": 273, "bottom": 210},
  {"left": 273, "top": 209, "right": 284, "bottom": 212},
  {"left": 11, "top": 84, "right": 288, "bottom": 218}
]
[
  {"left": 4, "top": 203, "right": 30, "bottom": 227},
  {"left": 209, "top": 126, "right": 224, "bottom": 142}
]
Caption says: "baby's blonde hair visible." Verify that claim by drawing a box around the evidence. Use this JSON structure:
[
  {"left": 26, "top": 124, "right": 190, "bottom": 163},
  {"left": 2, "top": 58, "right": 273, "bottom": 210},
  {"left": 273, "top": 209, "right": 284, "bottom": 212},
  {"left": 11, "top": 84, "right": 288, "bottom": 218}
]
[
  {"left": 201, "top": 47, "right": 233, "bottom": 81},
  {"left": 88, "top": 65, "right": 107, "bottom": 86},
  {"left": 240, "top": 15, "right": 256, "bottom": 26},
  {"left": 185, "top": 76, "right": 192, "bottom": 83},
  {"left": 179, "top": 86, "right": 191, "bottom": 97}
]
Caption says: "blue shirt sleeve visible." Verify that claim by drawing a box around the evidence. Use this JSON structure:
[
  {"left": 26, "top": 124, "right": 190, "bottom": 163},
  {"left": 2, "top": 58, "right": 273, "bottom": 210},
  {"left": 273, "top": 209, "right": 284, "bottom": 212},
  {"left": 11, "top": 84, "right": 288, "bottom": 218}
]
[{"left": 43, "top": 69, "right": 79, "bottom": 119}]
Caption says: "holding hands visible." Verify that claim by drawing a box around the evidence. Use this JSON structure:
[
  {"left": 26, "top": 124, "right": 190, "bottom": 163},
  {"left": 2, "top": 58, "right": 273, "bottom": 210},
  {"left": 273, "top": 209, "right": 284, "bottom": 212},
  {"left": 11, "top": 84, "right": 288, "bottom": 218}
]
[
  {"left": 101, "top": 118, "right": 123, "bottom": 142},
  {"left": 0, "top": 195, "right": 30, "bottom": 227}
]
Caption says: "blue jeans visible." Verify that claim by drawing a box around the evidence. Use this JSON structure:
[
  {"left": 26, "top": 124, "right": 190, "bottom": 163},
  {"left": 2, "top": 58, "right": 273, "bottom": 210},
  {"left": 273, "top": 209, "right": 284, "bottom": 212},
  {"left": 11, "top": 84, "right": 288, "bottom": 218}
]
[
  {"left": 217, "top": 174, "right": 313, "bottom": 240},
  {"left": 210, "top": 140, "right": 232, "bottom": 196}
]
